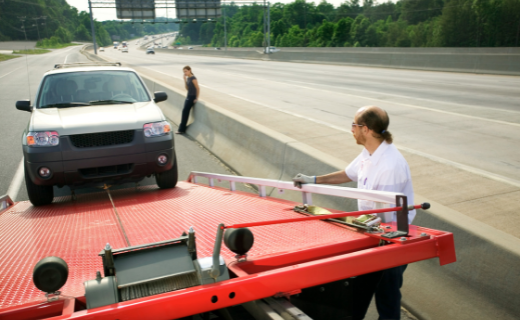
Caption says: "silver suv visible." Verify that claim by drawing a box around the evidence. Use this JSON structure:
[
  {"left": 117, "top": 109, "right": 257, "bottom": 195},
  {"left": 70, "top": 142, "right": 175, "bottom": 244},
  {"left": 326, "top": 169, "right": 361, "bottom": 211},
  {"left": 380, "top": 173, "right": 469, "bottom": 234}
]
[{"left": 16, "top": 62, "right": 177, "bottom": 206}]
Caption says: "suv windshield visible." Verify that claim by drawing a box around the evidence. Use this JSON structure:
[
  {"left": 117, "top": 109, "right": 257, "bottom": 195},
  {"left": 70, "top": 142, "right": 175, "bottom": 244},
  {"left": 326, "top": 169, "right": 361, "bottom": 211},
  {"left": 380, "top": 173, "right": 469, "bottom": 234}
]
[{"left": 37, "top": 70, "right": 150, "bottom": 108}]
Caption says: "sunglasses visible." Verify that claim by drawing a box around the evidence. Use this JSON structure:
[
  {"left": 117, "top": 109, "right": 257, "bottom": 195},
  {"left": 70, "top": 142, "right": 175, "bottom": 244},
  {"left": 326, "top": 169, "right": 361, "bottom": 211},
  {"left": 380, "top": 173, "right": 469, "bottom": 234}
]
[{"left": 351, "top": 122, "right": 365, "bottom": 128}]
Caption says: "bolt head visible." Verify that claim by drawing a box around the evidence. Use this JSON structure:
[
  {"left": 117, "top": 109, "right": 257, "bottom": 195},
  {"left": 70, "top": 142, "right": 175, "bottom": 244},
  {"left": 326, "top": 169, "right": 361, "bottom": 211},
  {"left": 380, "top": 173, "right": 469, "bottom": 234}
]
[
  {"left": 420, "top": 232, "right": 428, "bottom": 237},
  {"left": 400, "top": 237, "right": 407, "bottom": 241}
]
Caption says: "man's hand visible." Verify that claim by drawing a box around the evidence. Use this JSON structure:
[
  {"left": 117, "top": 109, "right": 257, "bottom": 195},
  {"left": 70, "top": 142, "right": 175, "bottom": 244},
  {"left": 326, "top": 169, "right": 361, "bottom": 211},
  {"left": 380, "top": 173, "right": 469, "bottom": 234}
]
[{"left": 293, "top": 173, "right": 315, "bottom": 188}]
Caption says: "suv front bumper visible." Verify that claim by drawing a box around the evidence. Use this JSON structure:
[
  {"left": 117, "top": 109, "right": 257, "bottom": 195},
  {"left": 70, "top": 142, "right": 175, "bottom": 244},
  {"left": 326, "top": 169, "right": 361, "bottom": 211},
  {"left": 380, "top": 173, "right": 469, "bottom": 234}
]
[{"left": 24, "top": 130, "right": 175, "bottom": 187}]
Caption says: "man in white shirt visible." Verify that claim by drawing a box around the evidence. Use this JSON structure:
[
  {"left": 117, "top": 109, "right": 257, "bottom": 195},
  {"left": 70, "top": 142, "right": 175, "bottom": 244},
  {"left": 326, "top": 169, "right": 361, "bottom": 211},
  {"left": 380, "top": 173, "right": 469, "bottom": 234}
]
[{"left": 293, "top": 106, "right": 415, "bottom": 320}]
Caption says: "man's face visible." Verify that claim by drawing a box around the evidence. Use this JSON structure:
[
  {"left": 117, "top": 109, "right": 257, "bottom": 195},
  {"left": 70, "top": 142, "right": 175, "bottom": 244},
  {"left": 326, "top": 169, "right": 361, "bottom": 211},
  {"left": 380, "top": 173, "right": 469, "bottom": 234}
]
[{"left": 352, "top": 113, "right": 367, "bottom": 146}]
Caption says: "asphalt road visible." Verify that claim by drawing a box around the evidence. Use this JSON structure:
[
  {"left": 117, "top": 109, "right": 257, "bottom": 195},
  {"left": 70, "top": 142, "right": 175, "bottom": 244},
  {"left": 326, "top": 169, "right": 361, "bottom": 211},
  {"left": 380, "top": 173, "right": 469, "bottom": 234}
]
[
  {"left": 102, "top": 40, "right": 520, "bottom": 182},
  {"left": 0, "top": 45, "right": 250, "bottom": 201}
]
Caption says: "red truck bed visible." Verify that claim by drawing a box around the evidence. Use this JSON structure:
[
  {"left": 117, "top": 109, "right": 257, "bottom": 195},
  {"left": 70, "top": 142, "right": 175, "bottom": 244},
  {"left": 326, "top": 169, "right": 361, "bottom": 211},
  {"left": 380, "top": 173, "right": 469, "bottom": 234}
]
[{"left": 0, "top": 179, "right": 455, "bottom": 319}]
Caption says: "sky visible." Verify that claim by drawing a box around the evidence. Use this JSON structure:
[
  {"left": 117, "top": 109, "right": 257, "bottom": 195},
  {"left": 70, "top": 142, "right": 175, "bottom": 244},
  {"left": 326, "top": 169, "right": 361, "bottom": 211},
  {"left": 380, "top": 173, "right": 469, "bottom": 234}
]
[{"left": 66, "top": 0, "right": 392, "bottom": 21}]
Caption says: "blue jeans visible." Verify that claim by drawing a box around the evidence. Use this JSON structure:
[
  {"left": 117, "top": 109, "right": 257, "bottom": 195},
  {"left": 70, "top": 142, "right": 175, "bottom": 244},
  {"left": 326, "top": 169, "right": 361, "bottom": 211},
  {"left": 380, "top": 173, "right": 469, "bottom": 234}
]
[
  {"left": 375, "top": 265, "right": 408, "bottom": 320},
  {"left": 178, "top": 95, "right": 196, "bottom": 132}
]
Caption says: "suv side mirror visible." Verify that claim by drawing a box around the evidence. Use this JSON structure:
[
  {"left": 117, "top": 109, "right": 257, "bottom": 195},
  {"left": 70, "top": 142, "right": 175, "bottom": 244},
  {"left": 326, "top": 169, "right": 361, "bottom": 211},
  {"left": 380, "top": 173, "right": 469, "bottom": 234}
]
[
  {"left": 16, "top": 100, "right": 32, "bottom": 112},
  {"left": 154, "top": 92, "right": 167, "bottom": 103}
]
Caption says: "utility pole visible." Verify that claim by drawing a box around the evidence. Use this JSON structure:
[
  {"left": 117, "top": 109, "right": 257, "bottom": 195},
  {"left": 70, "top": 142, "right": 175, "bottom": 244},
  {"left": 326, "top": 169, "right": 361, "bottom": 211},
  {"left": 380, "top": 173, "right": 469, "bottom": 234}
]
[
  {"left": 263, "top": 0, "right": 267, "bottom": 53},
  {"left": 32, "top": 17, "right": 41, "bottom": 40},
  {"left": 267, "top": 2, "right": 271, "bottom": 52},
  {"left": 18, "top": 16, "right": 28, "bottom": 40},
  {"left": 88, "top": 0, "right": 98, "bottom": 54},
  {"left": 41, "top": 16, "right": 48, "bottom": 38},
  {"left": 516, "top": 19, "right": 520, "bottom": 47},
  {"left": 223, "top": 4, "right": 227, "bottom": 51}
]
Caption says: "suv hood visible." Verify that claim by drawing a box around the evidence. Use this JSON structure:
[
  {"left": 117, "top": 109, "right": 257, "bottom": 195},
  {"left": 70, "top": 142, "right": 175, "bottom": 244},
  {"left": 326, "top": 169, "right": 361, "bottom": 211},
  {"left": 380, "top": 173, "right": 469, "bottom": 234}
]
[{"left": 30, "top": 101, "right": 165, "bottom": 135}]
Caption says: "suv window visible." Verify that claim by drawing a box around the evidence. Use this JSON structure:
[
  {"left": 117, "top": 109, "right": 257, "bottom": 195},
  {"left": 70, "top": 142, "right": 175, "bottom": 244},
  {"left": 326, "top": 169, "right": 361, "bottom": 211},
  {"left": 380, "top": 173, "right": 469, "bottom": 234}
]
[{"left": 37, "top": 71, "right": 151, "bottom": 108}]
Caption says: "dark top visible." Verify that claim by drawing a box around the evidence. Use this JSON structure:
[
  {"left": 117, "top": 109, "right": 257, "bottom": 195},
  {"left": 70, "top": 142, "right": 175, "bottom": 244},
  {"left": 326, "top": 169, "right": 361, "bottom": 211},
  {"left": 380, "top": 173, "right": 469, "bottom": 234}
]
[{"left": 186, "top": 76, "right": 197, "bottom": 97}]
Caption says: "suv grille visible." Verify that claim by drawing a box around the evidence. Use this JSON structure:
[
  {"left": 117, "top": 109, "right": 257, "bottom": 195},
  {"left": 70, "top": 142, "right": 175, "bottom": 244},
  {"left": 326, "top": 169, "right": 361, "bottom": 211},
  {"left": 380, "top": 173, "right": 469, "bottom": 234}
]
[
  {"left": 79, "top": 164, "right": 133, "bottom": 178},
  {"left": 70, "top": 130, "right": 134, "bottom": 148}
]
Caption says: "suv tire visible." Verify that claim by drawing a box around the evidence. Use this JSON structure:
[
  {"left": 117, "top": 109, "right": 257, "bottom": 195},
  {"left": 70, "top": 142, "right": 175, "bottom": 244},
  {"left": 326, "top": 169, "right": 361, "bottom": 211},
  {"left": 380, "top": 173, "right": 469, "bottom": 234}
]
[
  {"left": 25, "top": 164, "right": 54, "bottom": 206},
  {"left": 155, "top": 157, "right": 178, "bottom": 189}
]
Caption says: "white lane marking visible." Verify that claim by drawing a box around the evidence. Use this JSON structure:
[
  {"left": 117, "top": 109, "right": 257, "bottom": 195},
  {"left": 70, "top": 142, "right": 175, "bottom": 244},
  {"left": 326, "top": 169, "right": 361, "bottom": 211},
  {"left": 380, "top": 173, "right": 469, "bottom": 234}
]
[
  {"left": 64, "top": 54, "right": 69, "bottom": 63},
  {"left": 7, "top": 158, "right": 25, "bottom": 202},
  {"left": 0, "top": 67, "right": 22, "bottom": 79},
  {"left": 286, "top": 79, "right": 520, "bottom": 115},
  {"left": 219, "top": 71, "right": 520, "bottom": 127},
  {"left": 228, "top": 93, "right": 520, "bottom": 188}
]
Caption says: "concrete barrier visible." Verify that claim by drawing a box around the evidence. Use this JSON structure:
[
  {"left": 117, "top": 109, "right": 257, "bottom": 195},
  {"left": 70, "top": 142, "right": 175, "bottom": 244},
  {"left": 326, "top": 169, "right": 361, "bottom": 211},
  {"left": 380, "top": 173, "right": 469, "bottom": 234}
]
[
  {"left": 82, "top": 46, "right": 520, "bottom": 320},
  {"left": 153, "top": 46, "right": 520, "bottom": 76}
]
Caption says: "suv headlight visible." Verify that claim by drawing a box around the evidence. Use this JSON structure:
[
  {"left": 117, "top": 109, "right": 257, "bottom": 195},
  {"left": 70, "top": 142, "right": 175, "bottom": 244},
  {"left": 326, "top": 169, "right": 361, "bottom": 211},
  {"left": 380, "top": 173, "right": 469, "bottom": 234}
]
[
  {"left": 27, "top": 131, "right": 60, "bottom": 147},
  {"left": 143, "top": 121, "right": 171, "bottom": 137}
]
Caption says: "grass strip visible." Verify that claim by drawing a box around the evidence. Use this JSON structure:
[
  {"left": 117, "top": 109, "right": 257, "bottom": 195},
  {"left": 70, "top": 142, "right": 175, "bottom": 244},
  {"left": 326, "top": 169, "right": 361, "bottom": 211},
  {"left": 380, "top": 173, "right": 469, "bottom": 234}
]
[
  {"left": 0, "top": 53, "right": 21, "bottom": 61},
  {"left": 12, "top": 49, "right": 51, "bottom": 54},
  {"left": 36, "top": 43, "right": 82, "bottom": 49}
]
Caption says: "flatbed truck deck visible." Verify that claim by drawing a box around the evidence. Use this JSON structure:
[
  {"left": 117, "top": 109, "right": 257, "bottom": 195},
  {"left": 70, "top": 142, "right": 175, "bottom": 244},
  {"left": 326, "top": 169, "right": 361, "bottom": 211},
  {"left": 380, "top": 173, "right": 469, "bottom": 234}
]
[{"left": 0, "top": 172, "right": 456, "bottom": 320}]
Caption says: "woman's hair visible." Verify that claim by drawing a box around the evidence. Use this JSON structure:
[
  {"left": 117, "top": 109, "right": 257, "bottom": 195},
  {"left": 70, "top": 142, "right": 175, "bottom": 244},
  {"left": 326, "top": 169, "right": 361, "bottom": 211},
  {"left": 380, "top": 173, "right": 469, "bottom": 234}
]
[
  {"left": 183, "top": 66, "right": 193, "bottom": 76},
  {"left": 357, "top": 108, "right": 393, "bottom": 143}
]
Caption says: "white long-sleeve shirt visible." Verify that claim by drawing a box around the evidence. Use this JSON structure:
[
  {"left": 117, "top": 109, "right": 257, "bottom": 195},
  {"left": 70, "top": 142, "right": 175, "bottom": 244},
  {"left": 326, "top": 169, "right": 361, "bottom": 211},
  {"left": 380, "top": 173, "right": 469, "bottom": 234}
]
[{"left": 345, "top": 141, "right": 416, "bottom": 224}]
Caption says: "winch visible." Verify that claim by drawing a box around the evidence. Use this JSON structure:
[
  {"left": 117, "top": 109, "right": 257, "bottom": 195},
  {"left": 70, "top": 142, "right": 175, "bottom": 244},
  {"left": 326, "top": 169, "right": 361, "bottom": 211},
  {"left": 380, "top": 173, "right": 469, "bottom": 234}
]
[{"left": 83, "top": 227, "right": 230, "bottom": 309}]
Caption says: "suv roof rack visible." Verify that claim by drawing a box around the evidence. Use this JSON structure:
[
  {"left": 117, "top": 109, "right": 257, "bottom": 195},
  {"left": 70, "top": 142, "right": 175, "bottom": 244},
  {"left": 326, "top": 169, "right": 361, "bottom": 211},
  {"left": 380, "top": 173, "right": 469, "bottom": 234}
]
[{"left": 53, "top": 62, "right": 122, "bottom": 69}]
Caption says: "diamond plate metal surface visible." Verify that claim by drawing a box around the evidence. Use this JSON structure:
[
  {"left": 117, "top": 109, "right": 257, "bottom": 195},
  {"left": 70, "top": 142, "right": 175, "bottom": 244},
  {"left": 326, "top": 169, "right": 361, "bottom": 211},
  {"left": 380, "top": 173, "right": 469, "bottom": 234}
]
[
  {"left": 109, "top": 183, "right": 367, "bottom": 260},
  {"left": 0, "top": 193, "right": 127, "bottom": 309},
  {"left": 0, "top": 182, "right": 367, "bottom": 309}
]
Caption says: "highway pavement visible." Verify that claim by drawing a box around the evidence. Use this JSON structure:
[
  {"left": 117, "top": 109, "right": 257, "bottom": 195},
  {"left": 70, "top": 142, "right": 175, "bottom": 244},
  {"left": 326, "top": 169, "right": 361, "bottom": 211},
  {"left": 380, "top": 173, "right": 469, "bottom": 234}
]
[
  {"left": 0, "top": 45, "right": 250, "bottom": 202},
  {"left": 102, "top": 40, "right": 520, "bottom": 182}
]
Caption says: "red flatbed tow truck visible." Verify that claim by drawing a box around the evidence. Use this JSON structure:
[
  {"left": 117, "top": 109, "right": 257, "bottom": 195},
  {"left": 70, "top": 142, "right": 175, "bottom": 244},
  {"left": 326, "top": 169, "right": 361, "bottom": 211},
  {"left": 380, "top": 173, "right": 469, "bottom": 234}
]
[{"left": 0, "top": 172, "right": 456, "bottom": 320}]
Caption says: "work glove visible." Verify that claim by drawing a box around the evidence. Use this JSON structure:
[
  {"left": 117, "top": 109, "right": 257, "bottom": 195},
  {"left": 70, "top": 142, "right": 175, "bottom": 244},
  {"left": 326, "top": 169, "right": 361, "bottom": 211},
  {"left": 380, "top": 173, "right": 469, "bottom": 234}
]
[{"left": 293, "top": 173, "right": 316, "bottom": 188}]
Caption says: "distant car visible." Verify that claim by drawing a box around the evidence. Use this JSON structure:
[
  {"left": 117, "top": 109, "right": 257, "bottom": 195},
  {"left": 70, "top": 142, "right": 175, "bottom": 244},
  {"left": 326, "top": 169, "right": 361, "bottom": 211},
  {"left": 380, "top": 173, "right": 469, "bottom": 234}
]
[
  {"left": 215, "top": 47, "right": 221, "bottom": 50},
  {"left": 146, "top": 47, "right": 155, "bottom": 54},
  {"left": 99, "top": 47, "right": 105, "bottom": 52},
  {"left": 188, "top": 47, "right": 193, "bottom": 50},
  {"left": 122, "top": 47, "right": 128, "bottom": 53},
  {"left": 178, "top": 47, "right": 183, "bottom": 50},
  {"left": 268, "top": 46, "right": 281, "bottom": 53},
  {"left": 162, "top": 46, "right": 167, "bottom": 49}
]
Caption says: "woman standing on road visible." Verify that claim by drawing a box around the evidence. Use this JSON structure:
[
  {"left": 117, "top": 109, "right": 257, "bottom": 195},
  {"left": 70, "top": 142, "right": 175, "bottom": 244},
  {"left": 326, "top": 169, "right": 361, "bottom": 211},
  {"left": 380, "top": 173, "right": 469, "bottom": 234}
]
[{"left": 176, "top": 66, "right": 200, "bottom": 134}]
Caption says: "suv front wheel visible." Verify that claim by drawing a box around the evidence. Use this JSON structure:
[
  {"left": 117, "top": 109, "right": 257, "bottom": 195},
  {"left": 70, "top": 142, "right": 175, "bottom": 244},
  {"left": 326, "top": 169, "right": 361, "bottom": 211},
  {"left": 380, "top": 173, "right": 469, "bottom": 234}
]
[
  {"left": 25, "top": 164, "right": 54, "bottom": 206},
  {"left": 155, "top": 157, "right": 178, "bottom": 189}
]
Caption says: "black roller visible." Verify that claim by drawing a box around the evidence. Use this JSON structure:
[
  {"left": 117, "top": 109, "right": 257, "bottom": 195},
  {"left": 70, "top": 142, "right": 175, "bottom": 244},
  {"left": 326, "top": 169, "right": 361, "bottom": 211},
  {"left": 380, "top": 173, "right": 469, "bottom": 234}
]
[
  {"left": 421, "top": 202, "right": 431, "bottom": 210},
  {"left": 224, "top": 228, "right": 254, "bottom": 256},
  {"left": 33, "top": 256, "right": 68, "bottom": 293}
]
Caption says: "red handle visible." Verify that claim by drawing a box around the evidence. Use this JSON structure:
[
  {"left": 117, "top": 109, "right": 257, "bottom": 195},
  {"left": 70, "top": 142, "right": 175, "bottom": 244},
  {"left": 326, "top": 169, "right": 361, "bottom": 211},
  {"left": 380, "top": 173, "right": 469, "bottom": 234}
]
[{"left": 224, "top": 203, "right": 427, "bottom": 229}]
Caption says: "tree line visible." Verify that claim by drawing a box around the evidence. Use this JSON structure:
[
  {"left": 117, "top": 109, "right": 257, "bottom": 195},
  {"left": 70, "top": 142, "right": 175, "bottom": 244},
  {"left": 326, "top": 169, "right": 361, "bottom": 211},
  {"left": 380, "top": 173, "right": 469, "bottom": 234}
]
[
  {"left": 0, "top": 0, "right": 178, "bottom": 47},
  {"left": 179, "top": 0, "right": 520, "bottom": 48}
]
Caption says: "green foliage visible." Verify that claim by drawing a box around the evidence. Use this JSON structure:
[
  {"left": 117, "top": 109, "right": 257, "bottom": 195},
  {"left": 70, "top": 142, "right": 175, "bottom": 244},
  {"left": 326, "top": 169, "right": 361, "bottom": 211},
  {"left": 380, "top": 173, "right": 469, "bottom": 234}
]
[
  {"left": 0, "top": 53, "right": 21, "bottom": 61},
  {"left": 0, "top": 0, "right": 178, "bottom": 47},
  {"left": 13, "top": 49, "right": 51, "bottom": 54},
  {"left": 185, "top": 0, "right": 520, "bottom": 49},
  {"left": 36, "top": 38, "right": 80, "bottom": 49},
  {"left": 54, "top": 27, "right": 72, "bottom": 43}
]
